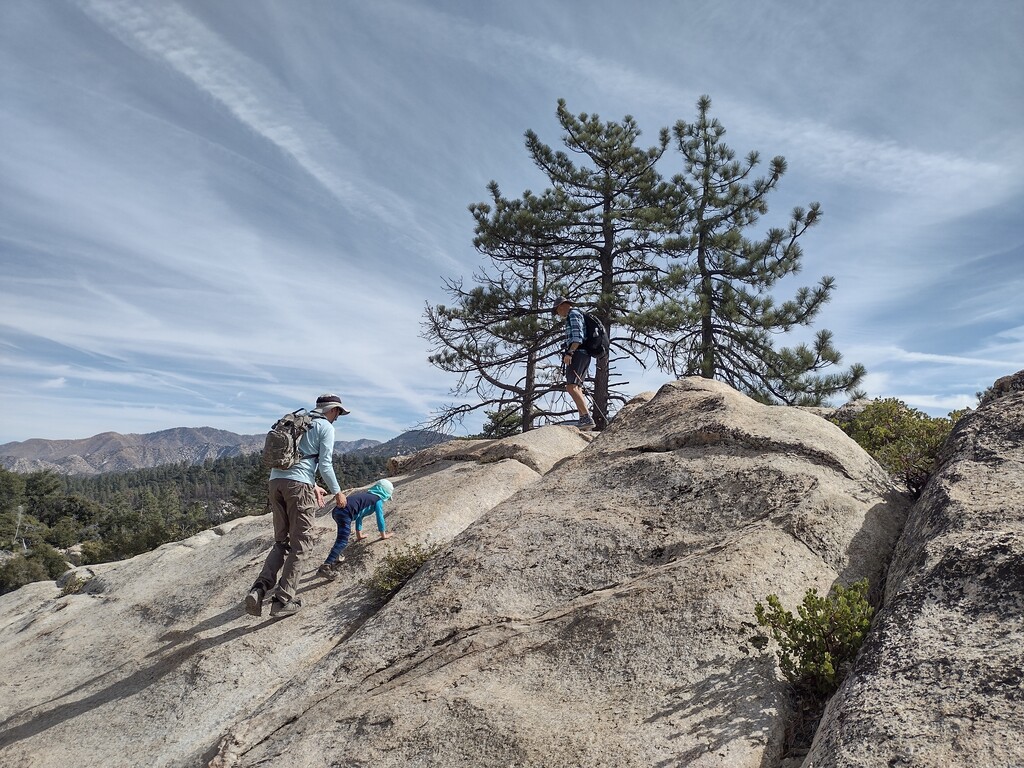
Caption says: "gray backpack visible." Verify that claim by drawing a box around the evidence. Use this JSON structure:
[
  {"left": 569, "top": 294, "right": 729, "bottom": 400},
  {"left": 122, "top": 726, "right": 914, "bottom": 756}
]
[{"left": 261, "top": 409, "right": 320, "bottom": 469}]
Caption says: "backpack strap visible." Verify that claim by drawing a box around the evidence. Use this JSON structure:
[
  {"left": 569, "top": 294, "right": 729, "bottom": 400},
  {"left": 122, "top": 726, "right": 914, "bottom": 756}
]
[{"left": 302, "top": 411, "right": 326, "bottom": 462}]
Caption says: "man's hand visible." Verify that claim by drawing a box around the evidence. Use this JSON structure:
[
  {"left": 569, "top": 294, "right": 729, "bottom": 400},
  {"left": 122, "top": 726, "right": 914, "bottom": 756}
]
[
  {"left": 314, "top": 485, "right": 327, "bottom": 508},
  {"left": 335, "top": 491, "right": 347, "bottom": 508}
]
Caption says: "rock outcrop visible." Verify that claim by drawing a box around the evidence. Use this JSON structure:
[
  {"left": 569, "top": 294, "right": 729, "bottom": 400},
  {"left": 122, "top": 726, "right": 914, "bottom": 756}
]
[
  {"left": 0, "top": 378, "right": 916, "bottom": 767},
  {"left": 388, "top": 427, "right": 597, "bottom": 477},
  {"left": 211, "top": 378, "right": 908, "bottom": 768},
  {"left": 0, "top": 426, "right": 588, "bottom": 767},
  {"left": 804, "top": 386, "right": 1024, "bottom": 766},
  {"left": 979, "top": 368, "right": 1024, "bottom": 406}
]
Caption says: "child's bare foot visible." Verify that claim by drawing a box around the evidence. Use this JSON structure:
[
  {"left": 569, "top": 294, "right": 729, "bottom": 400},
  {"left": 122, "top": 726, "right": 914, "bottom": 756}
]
[
  {"left": 354, "top": 532, "right": 366, "bottom": 541},
  {"left": 379, "top": 532, "right": 393, "bottom": 540}
]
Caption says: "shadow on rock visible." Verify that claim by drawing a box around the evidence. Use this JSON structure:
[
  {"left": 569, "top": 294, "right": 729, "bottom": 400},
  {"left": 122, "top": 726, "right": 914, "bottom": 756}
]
[
  {"left": 0, "top": 622, "right": 264, "bottom": 749},
  {"left": 645, "top": 655, "right": 786, "bottom": 768}
]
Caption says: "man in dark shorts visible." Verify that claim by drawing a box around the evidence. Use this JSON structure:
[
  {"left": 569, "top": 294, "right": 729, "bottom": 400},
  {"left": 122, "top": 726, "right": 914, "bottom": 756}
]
[{"left": 551, "top": 297, "right": 594, "bottom": 430}]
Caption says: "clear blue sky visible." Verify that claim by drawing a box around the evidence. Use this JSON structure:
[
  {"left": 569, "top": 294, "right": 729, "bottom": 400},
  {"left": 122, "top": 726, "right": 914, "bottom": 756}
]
[{"left": 1, "top": 0, "right": 1022, "bottom": 444}]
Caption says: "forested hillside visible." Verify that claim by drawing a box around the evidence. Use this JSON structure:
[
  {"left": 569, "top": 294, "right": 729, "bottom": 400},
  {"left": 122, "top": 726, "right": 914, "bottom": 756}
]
[{"left": 0, "top": 451, "right": 389, "bottom": 594}]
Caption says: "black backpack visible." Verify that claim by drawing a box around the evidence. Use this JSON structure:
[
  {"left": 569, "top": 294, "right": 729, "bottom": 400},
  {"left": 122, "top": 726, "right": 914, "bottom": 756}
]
[
  {"left": 581, "top": 312, "right": 609, "bottom": 358},
  {"left": 261, "top": 409, "right": 321, "bottom": 470}
]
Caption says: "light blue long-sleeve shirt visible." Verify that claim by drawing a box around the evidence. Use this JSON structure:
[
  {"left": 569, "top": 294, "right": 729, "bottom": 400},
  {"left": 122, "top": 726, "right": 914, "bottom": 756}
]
[{"left": 269, "top": 413, "right": 341, "bottom": 494}]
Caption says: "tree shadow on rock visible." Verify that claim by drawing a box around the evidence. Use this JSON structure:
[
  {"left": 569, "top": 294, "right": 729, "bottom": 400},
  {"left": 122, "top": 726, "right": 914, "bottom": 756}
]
[
  {"left": 0, "top": 620, "right": 267, "bottom": 749},
  {"left": 645, "top": 654, "right": 788, "bottom": 768}
]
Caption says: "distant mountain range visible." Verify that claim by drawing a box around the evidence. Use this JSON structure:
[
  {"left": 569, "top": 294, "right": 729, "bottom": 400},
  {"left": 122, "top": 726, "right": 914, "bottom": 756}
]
[{"left": 0, "top": 427, "right": 452, "bottom": 476}]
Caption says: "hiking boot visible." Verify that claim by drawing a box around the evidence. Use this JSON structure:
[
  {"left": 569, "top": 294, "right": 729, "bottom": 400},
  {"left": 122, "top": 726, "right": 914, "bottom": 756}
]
[
  {"left": 576, "top": 414, "right": 595, "bottom": 431},
  {"left": 244, "top": 586, "right": 265, "bottom": 617},
  {"left": 317, "top": 559, "right": 343, "bottom": 580},
  {"left": 270, "top": 597, "right": 302, "bottom": 618}
]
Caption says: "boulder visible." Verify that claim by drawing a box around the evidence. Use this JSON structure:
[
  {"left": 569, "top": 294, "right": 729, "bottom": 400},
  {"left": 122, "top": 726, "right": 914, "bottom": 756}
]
[
  {"left": 475, "top": 425, "right": 594, "bottom": 474},
  {"left": 212, "top": 378, "right": 910, "bottom": 768},
  {"left": 803, "top": 387, "right": 1024, "bottom": 766},
  {"left": 0, "top": 378, "right": 930, "bottom": 768},
  {"left": 386, "top": 426, "right": 594, "bottom": 477},
  {"left": 801, "top": 397, "right": 873, "bottom": 424},
  {"left": 978, "top": 368, "right": 1024, "bottom": 407},
  {"left": 386, "top": 437, "right": 497, "bottom": 475}
]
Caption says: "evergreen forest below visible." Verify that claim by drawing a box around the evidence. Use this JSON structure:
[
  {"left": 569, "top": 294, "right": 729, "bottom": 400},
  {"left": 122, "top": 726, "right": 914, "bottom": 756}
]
[{"left": 0, "top": 451, "right": 389, "bottom": 594}]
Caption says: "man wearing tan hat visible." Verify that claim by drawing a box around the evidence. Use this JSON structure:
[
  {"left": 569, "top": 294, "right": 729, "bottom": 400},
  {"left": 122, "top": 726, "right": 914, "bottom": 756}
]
[
  {"left": 245, "top": 393, "right": 350, "bottom": 618},
  {"left": 551, "top": 297, "right": 594, "bottom": 430}
]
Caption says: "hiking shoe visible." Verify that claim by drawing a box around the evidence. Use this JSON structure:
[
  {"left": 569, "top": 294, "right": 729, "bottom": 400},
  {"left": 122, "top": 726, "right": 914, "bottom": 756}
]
[
  {"left": 576, "top": 414, "right": 595, "bottom": 431},
  {"left": 270, "top": 597, "right": 302, "bottom": 618},
  {"left": 244, "top": 586, "right": 265, "bottom": 617},
  {"left": 317, "top": 559, "right": 343, "bottom": 580}
]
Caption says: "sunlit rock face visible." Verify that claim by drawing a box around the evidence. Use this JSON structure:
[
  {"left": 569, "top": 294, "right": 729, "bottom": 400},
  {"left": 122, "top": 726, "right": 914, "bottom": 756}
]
[{"left": 0, "top": 378, "right": 916, "bottom": 768}]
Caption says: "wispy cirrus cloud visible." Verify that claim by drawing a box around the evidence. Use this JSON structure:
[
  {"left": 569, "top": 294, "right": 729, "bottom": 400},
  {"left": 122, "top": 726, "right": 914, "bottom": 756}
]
[
  {"left": 75, "top": 0, "right": 457, "bottom": 271},
  {"left": 1, "top": 0, "right": 1020, "bottom": 443},
  {"left": 379, "top": 1, "right": 1020, "bottom": 214},
  {"left": 871, "top": 347, "right": 1023, "bottom": 370}
]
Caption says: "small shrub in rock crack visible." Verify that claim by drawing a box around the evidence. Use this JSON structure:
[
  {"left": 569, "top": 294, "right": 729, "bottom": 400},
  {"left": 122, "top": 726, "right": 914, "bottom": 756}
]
[
  {"left": 752, "top": 579, "right": 874, "bottom": 699},
  {"left": 366, "top": 541, "right": 440, "bottom": 596},
  {"left": 59, "top": 574, "right": 88, "bottom": 597}
]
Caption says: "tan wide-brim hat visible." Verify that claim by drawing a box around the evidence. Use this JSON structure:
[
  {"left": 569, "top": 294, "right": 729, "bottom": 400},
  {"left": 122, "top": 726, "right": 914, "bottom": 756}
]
[{"left": 315, "top": 394, "right": 350, "bottom": 415}]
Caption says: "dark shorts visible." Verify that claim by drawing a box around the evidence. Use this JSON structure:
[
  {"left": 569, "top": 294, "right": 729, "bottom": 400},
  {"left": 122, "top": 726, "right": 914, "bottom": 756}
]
[{"left": 565, "top": 349, "right": 591, "bottom": 386}]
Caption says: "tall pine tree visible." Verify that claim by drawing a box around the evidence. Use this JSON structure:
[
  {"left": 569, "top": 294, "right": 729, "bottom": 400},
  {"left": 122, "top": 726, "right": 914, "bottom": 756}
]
[
  {"left": 466, "top": 101, "right": 675, "bottom": 427},
  {"left": 636, "top": 96, "right": 864, "bottom": 404},
  {"left": 429, "top": 97, "right": 865, "bottom": 430}
]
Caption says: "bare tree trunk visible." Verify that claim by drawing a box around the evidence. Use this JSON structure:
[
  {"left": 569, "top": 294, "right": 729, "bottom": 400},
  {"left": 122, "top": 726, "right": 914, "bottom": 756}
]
[
  {"left": 594, "top": 192, "right": 615, "bottom": 429},
  {"left": 522, "top": 350, "right": 537, "bottom": 432}
]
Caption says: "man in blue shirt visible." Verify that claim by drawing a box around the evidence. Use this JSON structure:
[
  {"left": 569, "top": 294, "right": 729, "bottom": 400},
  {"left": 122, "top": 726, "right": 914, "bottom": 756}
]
[
  {"left": 245, "top": 393, "right": 349, "bottom": 618},
  {"left": 551, "top": 297, "right": 594, "bottom": 430}
]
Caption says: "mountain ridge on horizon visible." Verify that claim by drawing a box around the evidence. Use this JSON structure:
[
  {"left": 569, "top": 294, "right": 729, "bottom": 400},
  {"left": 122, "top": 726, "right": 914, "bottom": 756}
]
[{"left": 0, "top": 426, "right": 451, "bottom": 476}]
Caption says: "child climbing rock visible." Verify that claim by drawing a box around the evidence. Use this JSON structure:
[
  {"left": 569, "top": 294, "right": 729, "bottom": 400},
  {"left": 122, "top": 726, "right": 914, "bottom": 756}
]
[{"left": 317, "top": 479, "right": 394, "bottom": 580}]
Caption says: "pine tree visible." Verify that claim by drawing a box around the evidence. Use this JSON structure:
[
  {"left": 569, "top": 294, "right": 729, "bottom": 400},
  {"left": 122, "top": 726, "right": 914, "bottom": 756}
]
[
  {"left": 231, "top": 453, "right": 268, "bottom": 515},
  {"left": 637, "top": 96, "right": 865, "bottom": 405},
  {"left": 454, "top": 100, "right": 675, "bottom": 428},
  {"left": 423, "top": 234, "right": 571, "bottom": 431},
  {"left": 479, "top": 406, "right": 523, "bottom": 438},
  {"left": 0, "top": 467, "right": 26, "bottom": 514},
  {"left": 23, "top": 470, "right": 63, "bottom": 525}
]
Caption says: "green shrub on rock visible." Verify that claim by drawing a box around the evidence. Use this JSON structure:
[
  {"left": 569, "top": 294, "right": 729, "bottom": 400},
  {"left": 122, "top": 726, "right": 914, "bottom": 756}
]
[
  {"left": 366, "top": 541, "right": 440, "bottom": 596},
  {"left": 0, "top": 542, "right": 70, "bottom": 594},
  {"left": 30, "top": 541, "right": 70, "bottom": 579},
  {"left": 79, "top": 540, "right": 109, "bottom": 565},
  {"left": 0, "top": 555, "right": 50, "bottom": 595},
  {"left": 59, "top": 574, "right": 88, "bottom": 597},
  {"left": 829, "top": 398, "right": 966, "bottom": 496},
  {"left": 753, "top": 579, "right": 874, "bottom": 698}
]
